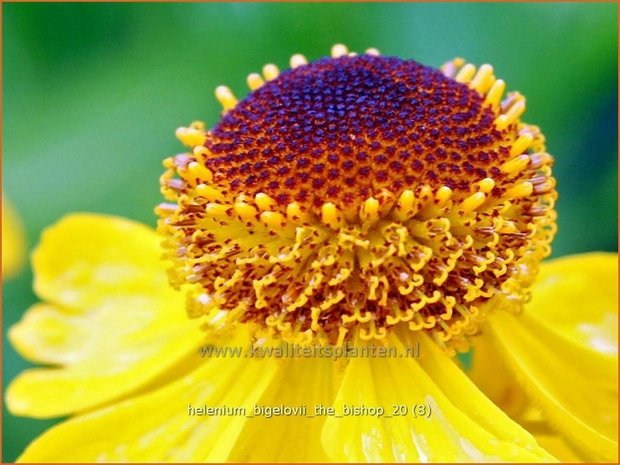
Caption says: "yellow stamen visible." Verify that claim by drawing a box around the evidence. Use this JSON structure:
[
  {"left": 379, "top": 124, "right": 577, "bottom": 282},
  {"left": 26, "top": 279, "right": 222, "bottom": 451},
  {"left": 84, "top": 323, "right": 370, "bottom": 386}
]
[
  {"left": 505, "top": 181, "right": 534, "bottom": 199},
  {"left": 192, "top": 146, "right": 210, "bottom": 164},
  {"left": 455, "top": 63, "right": 477, "bottom": 83},
  {"left": 321, "top": 202, "right": 344, "bottom": 230},
  {"left": 484, "top": 79, "right": 506, "bottom": 110},
  {"left": 195, "top": 183, "right": 224, "bottom": 201},
  {"left": 187, "top": 162, "right": 213, "bottom": 184},
  {"left": 394, "top": 189, "right": 415, "bottom": 221},
  {"left": 205, "top": 202, "right": 231, "bottom": 219},
  {"left": 215, "top": 86, "right": 238, "bottom": 112},
  {"left": 505, "top": 100, "right": 526, "bottom": 125},
  {"left": 435, "top": 186, "right": 453, "bottom": 205},
  {"left": 289, "top": 53, "right": 308, "bottom": 69},
  {"left": 175, "top": 126, "right": 206, "bottom": 147},
  {"left": 494, "top": 114, "right": 509, "bottom": 131},
  {"left": 470, "top": 64, "right": 495, "bottom": 94},
  {"left": 234, "top": 201, "right": 258, "bottom": 222},
  {"left": 286, "top": 202, "right": 311, "bottom": 224},
  {"left": 477, "top": 178, "right": 495, "bottom": 194},
  {"left": 260, "top": 211, "right": 287, "bottom": 229},
  {"left": 331, "top": 44, "right": 349, "bottom": 58},
  {"left": 360, "top": 197, "right": 380, "bottom": 223},
  {"left": 461, "top": 192, "right": 486, "bottom": 213},
  {"left": 510, "top": 133, "right": 534, "bottom": 157},
  {"left": 255, "top": 193, "right": 277, "bottom": 211},
  {"left": 247, "top": 73, "right": 265, "bottom": 91},
  {"left": 262, "top": 64, "right": 280, "bottom": 81},
  {"left": 501, "top": 154, "right": 530, "bottom": 175}
]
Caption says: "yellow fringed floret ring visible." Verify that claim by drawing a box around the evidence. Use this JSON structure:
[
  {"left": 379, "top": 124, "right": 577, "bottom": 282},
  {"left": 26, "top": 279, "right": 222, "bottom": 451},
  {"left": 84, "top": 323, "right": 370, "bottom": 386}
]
[{"left": 157, "top": 45, "right": 556, "bottom": 352}]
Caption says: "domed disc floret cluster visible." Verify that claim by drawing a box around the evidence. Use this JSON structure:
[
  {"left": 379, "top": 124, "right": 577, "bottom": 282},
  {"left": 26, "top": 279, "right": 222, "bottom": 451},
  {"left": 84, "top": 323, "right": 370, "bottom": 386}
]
[{"left": 158, "top": 46, "right": 556, "bottom": 352}]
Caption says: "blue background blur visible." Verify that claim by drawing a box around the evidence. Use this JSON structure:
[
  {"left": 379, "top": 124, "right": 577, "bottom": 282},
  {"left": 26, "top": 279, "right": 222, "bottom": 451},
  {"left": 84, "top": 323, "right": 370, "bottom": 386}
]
[{"left": 3, "top": 2, "right": 618, "bottom": 461}]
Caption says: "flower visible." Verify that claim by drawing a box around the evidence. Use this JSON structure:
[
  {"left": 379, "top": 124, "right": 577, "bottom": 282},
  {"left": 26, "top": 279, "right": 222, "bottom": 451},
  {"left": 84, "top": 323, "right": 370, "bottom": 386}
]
[
  {"left": 2, "top": 195, "right": 26, "bottom": 278},
  {"left": 159, "top": 46, "right": 556, "bottom": 352},
  {"left": 6, "top": 45, "right": 617, "bottom": 462}
]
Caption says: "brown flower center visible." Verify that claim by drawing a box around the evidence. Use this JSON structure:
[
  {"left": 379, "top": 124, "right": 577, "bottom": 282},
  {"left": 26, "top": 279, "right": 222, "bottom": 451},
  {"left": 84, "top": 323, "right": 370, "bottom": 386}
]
[{"left": 207, "top": 55, "right": 505, "bottom": 212}]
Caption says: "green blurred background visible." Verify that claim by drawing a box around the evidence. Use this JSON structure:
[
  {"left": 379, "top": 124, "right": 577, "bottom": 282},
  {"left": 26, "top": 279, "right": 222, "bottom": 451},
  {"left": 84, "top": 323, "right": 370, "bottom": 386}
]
[{"left": 3, "top": 2, "right": 617, "bottom": 461}]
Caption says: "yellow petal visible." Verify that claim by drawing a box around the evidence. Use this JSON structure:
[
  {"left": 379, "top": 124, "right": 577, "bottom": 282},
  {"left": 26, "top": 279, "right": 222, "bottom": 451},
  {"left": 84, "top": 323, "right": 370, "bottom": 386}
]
[
  {"left": 488, "top": 309, "right": 618, "bottom": 462},
  {"left": 2, "top": 196, "right": 26, "bottom": 278},
  {"left": 529, "top": 252, "right": 617, "bottom": 358},
  {"left": 534, "top": 433, "right": 582, "bottom": 463},
  {"left": 322, "top": 333, "right": 556, "bottom": 462},
  {"left": 520, "top": 407, "right": 584, "bottom": 462},
  {"left": 229, "top": 356, "right": 342, "bottom": 462},
  {"left": 469, "top": 334, "right": 529, "bottom": 418},
  {"left": 32, "top": 213, "right": 171, "bottom": 309},
  {"left": 17, "top": 327, "right": 279, "bottom": 462},
  {"left": 471, "top": 252, "right": 618, "bottom": 454},
  {"left": 7, "top": 214, "right": 204, "bottom": 418}
]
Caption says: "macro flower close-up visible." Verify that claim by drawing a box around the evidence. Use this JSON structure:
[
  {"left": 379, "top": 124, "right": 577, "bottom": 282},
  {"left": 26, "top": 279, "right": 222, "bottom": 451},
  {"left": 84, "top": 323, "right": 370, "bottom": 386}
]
[{"left": 3, "top": 3, "right": 617, "bottom": 464}]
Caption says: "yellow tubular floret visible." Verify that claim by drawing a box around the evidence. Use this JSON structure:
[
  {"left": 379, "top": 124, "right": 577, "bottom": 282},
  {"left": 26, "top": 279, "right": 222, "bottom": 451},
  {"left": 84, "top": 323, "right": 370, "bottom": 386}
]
[
  {"left": 195, "top": 183, "right": 224, "bottom": 201},
  {"left": 290, "top": 53, "right": 308, "bottom": 68},
  {"left": 360, "top": 197, "right": 380, "bottom": 224},
  {"left": 321, "top": 202, "right": 344, "bottom": 230},
  {"left": 215, "top": 85, "right": 238, "bottom": 112},
  {"left": 158, "top": 48, "right": 557, "bottom": 350},
  {"left": 505, "top": 182, "right": 534, "bottom": 199},
  {"left": 175, "top": 126, "right": 206, "bottom": 147},
  {"left": 484, "top": 79, "right": 506, "bottom": 110},
  {"left": 510, "top": 133, "right": 534, "bottom": 156},
  {"left": 247, "top": 73, "right": 264, "bottom": 91},
  {"left": 234, "top": 201, "right": 258, "bottom": 222},
  {"left": 455, "top": 63, "right": 477, "bottom": 83},
  {"left": 394, "top": 189, "right": 415, "bottom": 221},
  {"left": 255, "top": 192, "right": 277, "bottom": 211},
  {"left": 501, "top": 154, "right": 531, "bottom": 175},
  {"left": 434, "top": 185, "right": 453, "bottom": 205},
  {"left": 461, "top": 192, "right": 486, "bottom": 213},
  {"left": 470, "top": 64, "right": 495, "bottom": 94},
  {"left": 331, "top": 43, "right": 349, "bottom": 58},
  {"left": 285, "top": 201, "right": 311, "bottom": 224},
  {"left": 262, "top": 64, "right": 279, "bottom": 81},
  {"left": 476, "top": 178, "right": 495, "bottom": 194}
]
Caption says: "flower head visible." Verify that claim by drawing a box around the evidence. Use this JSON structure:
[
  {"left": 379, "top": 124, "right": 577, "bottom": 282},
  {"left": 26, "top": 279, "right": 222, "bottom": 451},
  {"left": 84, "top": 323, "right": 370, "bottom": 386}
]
[
  {"left": 6, "top": 45, "right": 616, "bottom": 463},
  {"left": 158, "top": 45, "right": 556, "bottom": 350}
]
